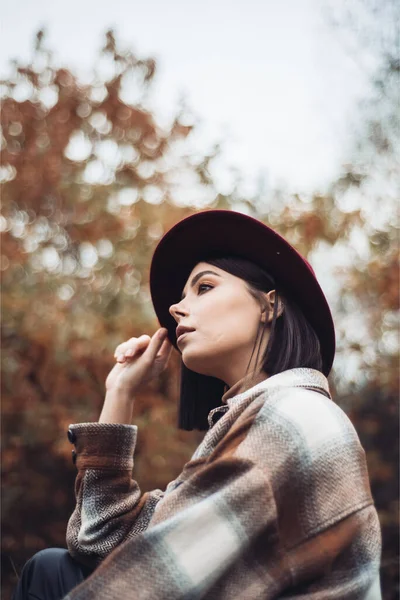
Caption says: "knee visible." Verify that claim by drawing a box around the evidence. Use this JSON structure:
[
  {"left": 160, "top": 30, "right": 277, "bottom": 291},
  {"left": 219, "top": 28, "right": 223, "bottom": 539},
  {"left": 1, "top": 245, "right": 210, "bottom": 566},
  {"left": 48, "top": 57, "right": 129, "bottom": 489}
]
[{"left": 12, "top": 549, "right": 72, "bottom": 600}]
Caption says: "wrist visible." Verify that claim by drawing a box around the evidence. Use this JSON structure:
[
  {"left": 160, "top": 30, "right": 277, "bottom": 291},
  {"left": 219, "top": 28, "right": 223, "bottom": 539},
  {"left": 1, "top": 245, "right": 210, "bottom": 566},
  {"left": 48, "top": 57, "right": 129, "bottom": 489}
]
[
  {"left": 105, "top": 387, "right": 135, "bottom": 403},
  {"left": 100, "top": 389, "right": 135, "bottom": 424}
]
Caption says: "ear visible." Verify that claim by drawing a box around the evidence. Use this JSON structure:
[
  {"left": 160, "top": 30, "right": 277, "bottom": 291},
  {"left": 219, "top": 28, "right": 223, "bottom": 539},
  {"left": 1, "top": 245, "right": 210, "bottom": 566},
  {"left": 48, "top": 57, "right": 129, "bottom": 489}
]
[{"left": 260, "top": 290, "right": 284, "bottom": 323}]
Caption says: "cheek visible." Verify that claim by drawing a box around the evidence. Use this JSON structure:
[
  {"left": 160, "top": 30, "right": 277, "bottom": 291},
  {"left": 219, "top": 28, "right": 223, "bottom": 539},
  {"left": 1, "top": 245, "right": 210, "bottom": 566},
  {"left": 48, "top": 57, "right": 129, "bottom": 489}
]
[{"left": 194, "top": 293, "right": 259, "bottom": 349}]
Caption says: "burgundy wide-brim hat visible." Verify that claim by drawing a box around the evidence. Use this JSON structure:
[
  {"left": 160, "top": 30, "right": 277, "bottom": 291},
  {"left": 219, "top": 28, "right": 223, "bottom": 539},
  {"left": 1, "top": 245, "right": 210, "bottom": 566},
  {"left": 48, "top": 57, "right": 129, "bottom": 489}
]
[{"left": 150, "top": 210, "right": 335, "bottom": 376}]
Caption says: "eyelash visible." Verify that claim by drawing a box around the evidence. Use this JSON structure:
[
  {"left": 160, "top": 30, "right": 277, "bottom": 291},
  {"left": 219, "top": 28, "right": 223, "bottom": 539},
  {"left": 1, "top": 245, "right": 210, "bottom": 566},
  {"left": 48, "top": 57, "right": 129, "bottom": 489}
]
[{"left": 198, "top": 283, "right": 213, "bottom": 295}]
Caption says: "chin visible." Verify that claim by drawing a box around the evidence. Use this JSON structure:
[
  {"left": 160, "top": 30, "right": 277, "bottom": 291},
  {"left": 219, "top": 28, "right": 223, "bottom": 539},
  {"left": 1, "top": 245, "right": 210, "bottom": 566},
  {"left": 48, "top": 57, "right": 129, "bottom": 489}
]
[{"left": 181, "top": 350, "right": 218, "bottom": 378}]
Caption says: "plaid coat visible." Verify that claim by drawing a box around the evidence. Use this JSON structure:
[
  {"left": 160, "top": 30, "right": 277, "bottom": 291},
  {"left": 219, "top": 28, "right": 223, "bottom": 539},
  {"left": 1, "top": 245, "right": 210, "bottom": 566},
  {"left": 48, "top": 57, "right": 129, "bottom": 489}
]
[{"left": 65, "top": 368, "right": 382, "bottom": 599}]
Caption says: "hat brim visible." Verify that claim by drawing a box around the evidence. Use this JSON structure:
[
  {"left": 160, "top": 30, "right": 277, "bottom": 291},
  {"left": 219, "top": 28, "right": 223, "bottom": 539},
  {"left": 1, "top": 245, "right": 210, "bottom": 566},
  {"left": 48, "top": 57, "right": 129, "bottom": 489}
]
[{"left": 150, "top": 210, "right": 335, "bottom": 375}]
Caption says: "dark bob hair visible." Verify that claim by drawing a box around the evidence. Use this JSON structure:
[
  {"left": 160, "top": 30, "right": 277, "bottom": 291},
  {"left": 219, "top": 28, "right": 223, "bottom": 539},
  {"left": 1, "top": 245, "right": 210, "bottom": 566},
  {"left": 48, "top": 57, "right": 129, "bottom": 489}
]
[{"left": 178, "top": 256, "right": 324, "bottom": 431}]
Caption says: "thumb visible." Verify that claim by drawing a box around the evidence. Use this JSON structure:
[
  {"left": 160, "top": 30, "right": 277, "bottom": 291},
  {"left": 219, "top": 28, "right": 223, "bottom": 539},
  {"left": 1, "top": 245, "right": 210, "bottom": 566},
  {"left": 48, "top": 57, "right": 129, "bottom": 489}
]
[
  {"left": 144, "top": 328, "right": 169, "bottom": 363},
  {"left": 157, "top": 337, "right": 173, "bottom": 366}
]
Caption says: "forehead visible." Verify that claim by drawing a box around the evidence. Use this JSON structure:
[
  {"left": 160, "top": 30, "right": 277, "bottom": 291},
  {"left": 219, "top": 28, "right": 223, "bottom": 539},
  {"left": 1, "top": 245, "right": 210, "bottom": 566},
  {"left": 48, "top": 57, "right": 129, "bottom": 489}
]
[
  {"left": 187, "top": 262, "right": 222, "bottom": 278},
  {"left": 182, "top": 262, "right": 225, "bottom": 292}
]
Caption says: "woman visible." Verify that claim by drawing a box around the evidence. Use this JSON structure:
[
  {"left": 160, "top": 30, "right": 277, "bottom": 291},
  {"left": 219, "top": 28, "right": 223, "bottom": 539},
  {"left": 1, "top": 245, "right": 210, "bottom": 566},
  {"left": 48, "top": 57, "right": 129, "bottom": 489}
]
[{"left": 13, "top": 210, "right": 382, "bottom": 599}]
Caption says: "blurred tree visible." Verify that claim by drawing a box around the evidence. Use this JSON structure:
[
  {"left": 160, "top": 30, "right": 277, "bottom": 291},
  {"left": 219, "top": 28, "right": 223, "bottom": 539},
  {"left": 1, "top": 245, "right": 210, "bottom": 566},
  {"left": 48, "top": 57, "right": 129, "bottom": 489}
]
[
  {"left": 330, "top": 3, "right": 400, "bottom": 594},
  {"left": 1, "top": 18, "right": 398, "bottom": 598},
  {"left": 1, "top": 29, "right": 215, "bottom": 593},
  {"left": 274, "top": 1, "right": 399, "bottom": 593}
]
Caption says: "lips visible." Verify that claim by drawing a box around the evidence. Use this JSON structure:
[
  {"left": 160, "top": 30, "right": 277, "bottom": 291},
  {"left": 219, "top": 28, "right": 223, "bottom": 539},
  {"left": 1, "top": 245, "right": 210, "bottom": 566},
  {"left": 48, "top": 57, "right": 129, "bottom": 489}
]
[{"left": 176, "top": 325, "right": 195, "bottom": 341}]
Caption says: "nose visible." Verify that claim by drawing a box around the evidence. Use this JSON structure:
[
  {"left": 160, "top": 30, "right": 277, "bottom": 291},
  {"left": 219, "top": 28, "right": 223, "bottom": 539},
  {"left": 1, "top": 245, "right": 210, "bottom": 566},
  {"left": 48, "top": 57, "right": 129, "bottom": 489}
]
[{"left": 169, "top": 299, "right": 188, "bottom": 322}]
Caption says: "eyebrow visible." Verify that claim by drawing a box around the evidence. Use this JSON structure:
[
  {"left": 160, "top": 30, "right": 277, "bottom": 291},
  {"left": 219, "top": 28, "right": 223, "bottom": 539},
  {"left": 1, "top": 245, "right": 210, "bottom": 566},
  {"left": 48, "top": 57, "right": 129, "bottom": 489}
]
[{"left": 181, "top": 270, "right": 222, "bottom": 300}]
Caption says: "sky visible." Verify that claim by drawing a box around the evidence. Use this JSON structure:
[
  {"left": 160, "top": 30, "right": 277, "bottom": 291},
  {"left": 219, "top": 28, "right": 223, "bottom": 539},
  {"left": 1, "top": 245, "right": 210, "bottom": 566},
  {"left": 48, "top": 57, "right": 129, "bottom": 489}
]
[
  {"left": 0, "top": 0, "right": 371, "bottom": 195},
  {"left": 1, "top": 0, "right": 393, "bottom": 385}
]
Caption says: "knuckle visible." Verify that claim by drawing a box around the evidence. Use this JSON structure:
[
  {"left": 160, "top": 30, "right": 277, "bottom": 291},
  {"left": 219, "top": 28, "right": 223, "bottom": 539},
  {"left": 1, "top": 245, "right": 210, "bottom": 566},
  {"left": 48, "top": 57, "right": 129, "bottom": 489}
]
[
  {"left": 139, "top": 334, "right": 151, "bottom": 342},
  {"left": 126, "top": 340, "right": 139, "bottom": 348},
  {"left": 115, "top": 340, "right": 137, "bottom": 355}
]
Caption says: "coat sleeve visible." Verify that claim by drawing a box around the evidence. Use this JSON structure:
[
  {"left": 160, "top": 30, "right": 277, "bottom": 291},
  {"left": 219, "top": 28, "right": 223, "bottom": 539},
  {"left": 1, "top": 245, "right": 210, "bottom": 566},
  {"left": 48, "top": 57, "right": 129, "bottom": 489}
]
[
  {"left": 64, "top": 448, "right": 280, "bottom": 600},
  {"left": 64, "top": 388, "right": 382, "bottom": 600},
  {"left": 282, "top": 504, "right": 382, "bottom": 600},
  {"left": 65, "top": 423, "right": 164, "bottom": 567}
]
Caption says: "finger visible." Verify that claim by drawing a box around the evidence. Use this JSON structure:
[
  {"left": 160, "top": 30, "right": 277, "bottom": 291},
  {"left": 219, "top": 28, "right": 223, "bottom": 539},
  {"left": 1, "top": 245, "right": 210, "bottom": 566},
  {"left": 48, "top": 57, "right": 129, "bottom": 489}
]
[
  {"left": 124, "top": 336, "right": 150, "bottom": 357},
  {"left": 143, "top": 328, "right": 168, "bottom": 363},
  {"left": 156, "top": 336, "right": 172, "bottom": 358},
  {"left": 157, "top": 337, "right": 173, "bottom": 367},
  {"left": 114, "top": 341, "right": 133, "bottom": 358},
  {"left": 115, "top": 343, "right": 133, "bottom": 362},
  {"left": 114, "top": 336, "right": 149, "bottom": 355},
  {"left": 114, "top": 337, "right": 139, "bottom": 353},
  {"left": 114, "top": 336, "right": 150, "bottom": 359}
]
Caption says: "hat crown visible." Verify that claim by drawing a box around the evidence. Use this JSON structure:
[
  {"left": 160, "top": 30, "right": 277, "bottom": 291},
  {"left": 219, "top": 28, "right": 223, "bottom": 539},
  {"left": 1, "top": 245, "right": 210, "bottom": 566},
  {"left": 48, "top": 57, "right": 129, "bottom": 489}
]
[{"left": 150, "top": 210, "right": 335, "bottom": 375}]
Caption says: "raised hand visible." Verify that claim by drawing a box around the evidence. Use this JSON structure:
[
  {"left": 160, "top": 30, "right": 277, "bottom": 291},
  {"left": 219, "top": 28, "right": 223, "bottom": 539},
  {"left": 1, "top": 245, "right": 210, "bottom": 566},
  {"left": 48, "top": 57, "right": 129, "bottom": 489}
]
[
  {"left": 106, "top": 328, "right": 173, "bottom": 395},
  {"left": 100, "top": 328, "right": 173, "bottom": 424}
]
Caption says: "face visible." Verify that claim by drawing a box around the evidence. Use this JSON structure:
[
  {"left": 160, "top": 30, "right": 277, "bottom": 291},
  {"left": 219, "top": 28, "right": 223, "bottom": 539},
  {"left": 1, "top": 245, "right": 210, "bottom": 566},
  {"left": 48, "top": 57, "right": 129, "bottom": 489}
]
[{"left": 169, "top": 262, "right": 274, "bottom": 386}]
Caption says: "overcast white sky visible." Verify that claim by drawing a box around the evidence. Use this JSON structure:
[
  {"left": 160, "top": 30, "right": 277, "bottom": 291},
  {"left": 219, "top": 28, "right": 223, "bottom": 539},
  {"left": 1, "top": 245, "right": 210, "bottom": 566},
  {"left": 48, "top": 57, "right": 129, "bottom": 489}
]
[{"left": 0, "top": 0, "right": 370, "bottom": 194}]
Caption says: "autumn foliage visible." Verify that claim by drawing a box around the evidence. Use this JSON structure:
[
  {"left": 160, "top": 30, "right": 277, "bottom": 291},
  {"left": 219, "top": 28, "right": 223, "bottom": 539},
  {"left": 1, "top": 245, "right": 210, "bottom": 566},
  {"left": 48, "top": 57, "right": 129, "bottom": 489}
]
[{"left": 1, "top": 31, "right": 398, "bottom": 598}]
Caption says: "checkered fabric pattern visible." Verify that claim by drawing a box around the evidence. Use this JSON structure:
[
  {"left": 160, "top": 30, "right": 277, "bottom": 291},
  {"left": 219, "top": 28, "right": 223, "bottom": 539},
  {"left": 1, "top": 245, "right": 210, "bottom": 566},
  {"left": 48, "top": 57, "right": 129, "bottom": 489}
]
[{"left": 65, "top": 368, "right": 382, "bottom": 599}]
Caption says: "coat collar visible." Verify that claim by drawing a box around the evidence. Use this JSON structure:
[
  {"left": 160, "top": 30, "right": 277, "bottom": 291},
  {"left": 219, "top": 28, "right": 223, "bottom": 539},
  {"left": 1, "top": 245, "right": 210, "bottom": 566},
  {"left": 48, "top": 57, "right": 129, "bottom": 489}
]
[
  {"left": 223, "top": 368, "right": 331, "bottom": 408},
  {"left": 221, "top": 371, "right": 268, "bottom": 404},
  {"left": 201, "top": 368, "right": 331, "bottom": 446}
]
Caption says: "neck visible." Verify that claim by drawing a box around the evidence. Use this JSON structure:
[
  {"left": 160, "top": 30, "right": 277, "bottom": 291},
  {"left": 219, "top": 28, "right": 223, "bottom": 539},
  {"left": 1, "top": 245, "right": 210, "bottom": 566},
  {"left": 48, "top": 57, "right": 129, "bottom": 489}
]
[
  {"left": 222, "top": 369, "right": 268, "bottom": 403},
  {"left": 216, "top": 353, "right": 267, "bottom": 388}
]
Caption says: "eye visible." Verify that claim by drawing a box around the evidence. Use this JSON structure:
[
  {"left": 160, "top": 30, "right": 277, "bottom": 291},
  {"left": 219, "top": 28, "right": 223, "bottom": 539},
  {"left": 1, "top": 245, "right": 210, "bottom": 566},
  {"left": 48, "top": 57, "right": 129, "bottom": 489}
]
[{"left": 198, "top": 283, "right": 213, "bottom": 295}]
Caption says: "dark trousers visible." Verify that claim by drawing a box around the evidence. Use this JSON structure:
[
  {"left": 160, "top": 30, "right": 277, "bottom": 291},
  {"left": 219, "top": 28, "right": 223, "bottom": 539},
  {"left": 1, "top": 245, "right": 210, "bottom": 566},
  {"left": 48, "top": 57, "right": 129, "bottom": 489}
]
[{"left": 11, "top": 548, "right": 94, "bottom": 600}]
